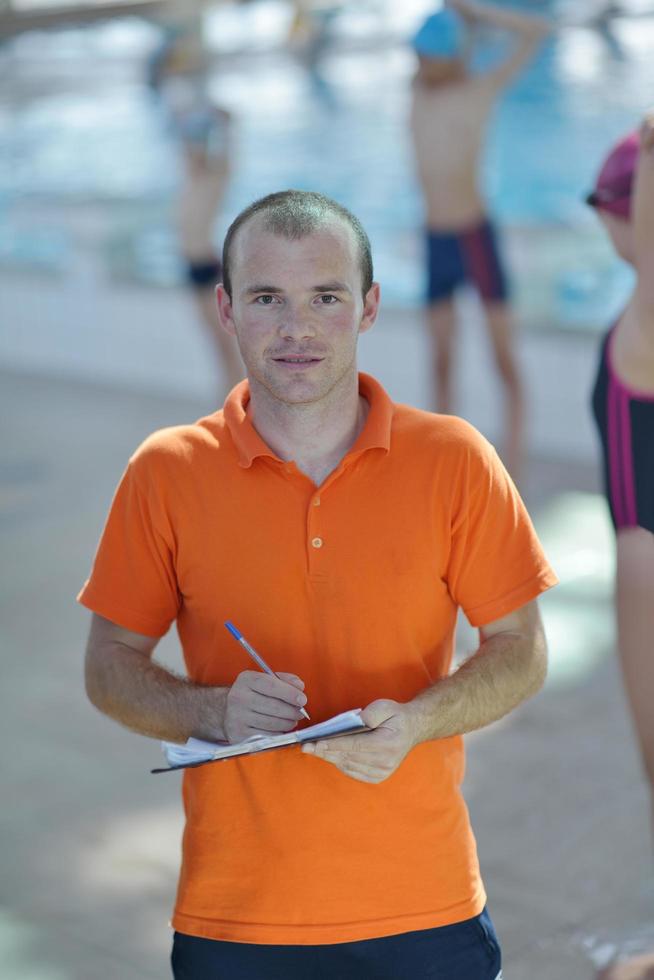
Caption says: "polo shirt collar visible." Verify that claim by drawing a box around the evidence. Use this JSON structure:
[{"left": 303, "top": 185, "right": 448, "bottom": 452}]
[{"left": 223, "top": 372, "right": 393, "bottom": 468}]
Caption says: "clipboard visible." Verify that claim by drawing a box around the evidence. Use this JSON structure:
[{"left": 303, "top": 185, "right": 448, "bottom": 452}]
[{"left": 152, "top": 708, "right": 367, "bottom": 773}]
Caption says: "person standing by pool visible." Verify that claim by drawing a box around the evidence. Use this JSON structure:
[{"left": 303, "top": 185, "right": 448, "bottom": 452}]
[
  {"left": 148, "top": 17, "right": 244, "bottom": 399},
  {"left": 588, "top": 115, "right": 654, "bottom": 980},
  {"left": 409, "top": 0, "right": 550, "bottom": 481}
]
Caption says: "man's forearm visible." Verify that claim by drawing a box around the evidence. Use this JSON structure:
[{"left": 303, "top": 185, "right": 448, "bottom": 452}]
[
  {"left": 406, "top": 627, "right": 547, "bottom": 744},
  {"left": 85, "top": 643, "right": 228, "bottom": 743},
  {"left": 458, "top": 0, "right": 548, "bottom": 36}
]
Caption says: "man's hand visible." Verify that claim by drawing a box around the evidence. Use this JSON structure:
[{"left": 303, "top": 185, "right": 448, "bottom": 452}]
[
  {"left": 224, "top": 670, "right": 308, "bottom": 743},
  {"left": 523, "top": 15, "right": 551, "bottom": 39},
  {"left": 447, "top": 0, "right": 551, "bottom": 38},
  {"left": 444, "top": 0, "right": 490, "bottom": 21},
  {"left": 302, "top": 699, "right": 417, "bottom": 783},
  {"left": 444, "top": 0, "right": 475, "bottom": 21}
]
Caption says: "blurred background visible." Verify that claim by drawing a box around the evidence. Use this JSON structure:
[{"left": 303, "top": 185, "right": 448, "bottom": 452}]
[{"left": 2, "top": 1, "right": 654, "bottom": 978}]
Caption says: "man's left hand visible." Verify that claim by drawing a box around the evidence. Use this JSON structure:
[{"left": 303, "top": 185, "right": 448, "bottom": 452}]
[{"left": 301, "top": 700, "right": 417, "bottom": 783}]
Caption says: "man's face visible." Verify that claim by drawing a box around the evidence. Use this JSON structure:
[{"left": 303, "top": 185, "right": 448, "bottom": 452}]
[{"left": 216, "top": 217, "right": 379, "bottom": 407}]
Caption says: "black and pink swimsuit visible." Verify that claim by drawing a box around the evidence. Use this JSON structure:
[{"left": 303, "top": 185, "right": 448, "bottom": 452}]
[{"left": 591, "top": 325, "right": 654, "bottom": 534}]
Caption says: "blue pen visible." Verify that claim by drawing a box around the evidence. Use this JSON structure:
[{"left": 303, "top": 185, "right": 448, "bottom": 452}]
[{"left": 224, "top": 621, "right": 310, "bottom": 721}]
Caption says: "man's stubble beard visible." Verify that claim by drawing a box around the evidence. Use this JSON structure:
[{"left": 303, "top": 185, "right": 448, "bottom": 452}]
[{"left": 250, "top": 349, "right": 359, "bottom": 408}]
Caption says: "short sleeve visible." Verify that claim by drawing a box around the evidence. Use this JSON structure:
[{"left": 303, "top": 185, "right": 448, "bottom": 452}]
[
  {"left": 77, "top": 454, "right": 181, "bottom": 637},
  {"left": 446, "top": 433, "right": 557, "bottom": 627}
]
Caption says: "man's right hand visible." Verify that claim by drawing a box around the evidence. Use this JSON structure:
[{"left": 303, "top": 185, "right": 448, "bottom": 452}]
[
  {"left": 447, "top": 0, "right": 551, "bottom": 38},
  {"left": 444, "top": 0, "right": 476, "bottom": 22},
  {"left": 224, "top": 670, "right": 308, "bottom": 743}
]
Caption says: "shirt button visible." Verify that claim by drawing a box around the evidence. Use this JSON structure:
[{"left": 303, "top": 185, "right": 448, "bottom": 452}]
[
  {"left": 313, "top": 497, "right": 321, "bottom": 507},
  {"left": 311, "top": 537, "right": 323, "bottom": 549}
]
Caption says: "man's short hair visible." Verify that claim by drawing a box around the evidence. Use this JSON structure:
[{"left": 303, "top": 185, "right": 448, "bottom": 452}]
[{"left": 221, "top": 190, "right": 374, "bottom": 300}]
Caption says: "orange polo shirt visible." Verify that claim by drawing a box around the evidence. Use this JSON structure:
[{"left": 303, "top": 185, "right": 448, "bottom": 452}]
[{"left": 78, "top": 373, "right": 556, "bottom": 945}]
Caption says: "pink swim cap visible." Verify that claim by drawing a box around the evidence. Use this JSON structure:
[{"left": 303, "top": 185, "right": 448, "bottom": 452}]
[{"left": 587, "top": 131, "right": 640, "bottom": 220}]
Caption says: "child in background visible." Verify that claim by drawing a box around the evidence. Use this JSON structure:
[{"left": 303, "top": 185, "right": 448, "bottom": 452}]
[
  {"left": 588, "top": 114, "right": 654, "bottom": 980},
  {"left": 409, "top": 0, "right": 550, "bottom": 481},
  {"left": 149, "top": 22, "right": 243, "bottom": 398}
]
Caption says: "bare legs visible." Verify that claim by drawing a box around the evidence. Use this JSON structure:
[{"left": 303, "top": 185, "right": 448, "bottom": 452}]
[
  {"left": 596, "top": 527, "right": 654, "bottom": 980},
  {"left": 615, "top": 527, "right": 654, "bottom": 811},
  {"left": 427, "top": 299, "right": 457, "bottom": 416},
  {"left": 177, "top": 138, "right": 243, "bottom": 399},
  {"left": 484, "top": 300, "right": 524, "bottom": 483},
  {"left": 426, "top": 297, "right": 524, "bottom": 480}
]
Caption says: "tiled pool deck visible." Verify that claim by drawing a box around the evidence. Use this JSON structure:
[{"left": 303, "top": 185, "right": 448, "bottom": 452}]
[{"left": 2, "top": 284, "right": 652, "bottom": 977}]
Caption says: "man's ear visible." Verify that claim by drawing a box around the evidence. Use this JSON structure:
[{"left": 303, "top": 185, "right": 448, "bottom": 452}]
[
  {"left": 216, "top": 283, "right": 237, "bottom": 337},
  {"left": 359, "top": 282, "right": 381, "bottom": 335}
]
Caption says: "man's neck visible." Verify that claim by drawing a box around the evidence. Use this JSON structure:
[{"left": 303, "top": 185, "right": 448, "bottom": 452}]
[{"left": 247, "top": 374, "right": 368, "bottom": 486}]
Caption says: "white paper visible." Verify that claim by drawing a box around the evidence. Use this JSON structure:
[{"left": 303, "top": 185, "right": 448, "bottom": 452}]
[{"left": 159, "top": 709, "right": 366, "bottom": 770}]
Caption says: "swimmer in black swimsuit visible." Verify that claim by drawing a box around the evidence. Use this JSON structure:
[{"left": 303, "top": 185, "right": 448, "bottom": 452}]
[
  {"left": 592, "top": 324, "right": 654, "bottom": 534},
  {"left": 587, "top": 113, "right": 654, "bottom": 980},
  {"left": 149, "top": 19, "right": 243, "bottom": 398}
]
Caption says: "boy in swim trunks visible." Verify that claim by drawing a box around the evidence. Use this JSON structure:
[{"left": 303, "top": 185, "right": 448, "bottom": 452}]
[
  {"left": 409, "top": 0, "right": 550, "bottom": 480},
  {"left": 587, "top": 114, "right": 654, "bottom": 980}
]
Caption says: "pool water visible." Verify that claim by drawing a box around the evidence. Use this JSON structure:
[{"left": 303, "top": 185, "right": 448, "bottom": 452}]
[{"left": 0, "top": 0, "right": 651, "bottom": 317}]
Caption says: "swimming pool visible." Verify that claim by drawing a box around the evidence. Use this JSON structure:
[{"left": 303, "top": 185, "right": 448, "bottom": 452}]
[{"left": 0, "top": 0, "right": 650, "bottom": 320}]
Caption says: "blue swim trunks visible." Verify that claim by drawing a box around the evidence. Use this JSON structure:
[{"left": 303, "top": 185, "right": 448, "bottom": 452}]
[{"left": 426, "top": 220, "right": 509, "bottom": 303}]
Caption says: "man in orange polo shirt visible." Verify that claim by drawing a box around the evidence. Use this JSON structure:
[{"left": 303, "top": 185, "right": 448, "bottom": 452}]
[{"left": 79, "top": 189, "right": 557, "bottom": 979}]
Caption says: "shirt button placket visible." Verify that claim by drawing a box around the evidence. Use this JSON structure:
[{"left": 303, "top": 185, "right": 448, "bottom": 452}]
[{"left": 308, "top": 494, "right": 324, "bottom": 573}]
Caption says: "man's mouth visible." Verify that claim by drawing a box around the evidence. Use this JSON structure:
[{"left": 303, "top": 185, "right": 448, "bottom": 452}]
[{"left": 273, "top": 355, "right": 323, "bottom": 363}]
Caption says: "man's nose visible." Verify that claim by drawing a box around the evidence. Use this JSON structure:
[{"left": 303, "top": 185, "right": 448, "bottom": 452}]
[{"left": 279, "top": 306, "right": 316, "bottom": 339}]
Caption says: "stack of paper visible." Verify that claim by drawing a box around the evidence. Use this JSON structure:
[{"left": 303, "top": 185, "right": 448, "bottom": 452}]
[{"left": 153, "top": 708, "right": 367, "bottom": 773}]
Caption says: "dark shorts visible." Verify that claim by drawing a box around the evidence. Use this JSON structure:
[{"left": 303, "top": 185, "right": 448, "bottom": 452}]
[
  {"left": 171, "top": 908, "right": 502, "bottom": 980},
  {"left": 591, "top": 327, "right": 654, "bottom": 534},
  {"left": 187, "top": 258, "right": 222, "bottom": 289},
  {"left": 426, "top": 220, "right": 509, "bottom": 304}
]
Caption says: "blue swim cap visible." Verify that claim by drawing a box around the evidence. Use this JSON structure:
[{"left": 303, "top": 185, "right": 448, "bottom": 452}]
[{"left": 411, "top": 9, "right": 465, "bottom": 59}]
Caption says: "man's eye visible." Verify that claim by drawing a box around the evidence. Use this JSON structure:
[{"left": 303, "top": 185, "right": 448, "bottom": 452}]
[
  {"left": 318, "top": 294, "right": 338, "bottom": 304},
  {"left": 256, "top": 295, "right": 277, "bottom": 305}
]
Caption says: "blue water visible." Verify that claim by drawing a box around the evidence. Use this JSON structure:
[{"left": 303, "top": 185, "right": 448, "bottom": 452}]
[{"left": 0, "top": 0, "right": 652, "bottom": 310}]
